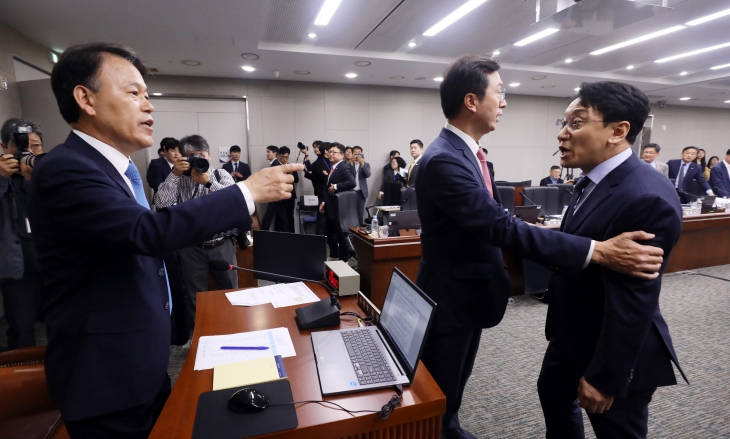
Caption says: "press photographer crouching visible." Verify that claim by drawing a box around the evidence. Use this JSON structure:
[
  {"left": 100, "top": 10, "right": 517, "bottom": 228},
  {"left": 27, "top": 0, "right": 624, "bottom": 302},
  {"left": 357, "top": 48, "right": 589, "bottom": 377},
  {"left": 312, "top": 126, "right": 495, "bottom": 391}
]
[
  {"left": 0, "top": 118, "right": 45, "bottom": 350},
  {"left": 154, "top": 134, "right": 243, "bottom": 326}
]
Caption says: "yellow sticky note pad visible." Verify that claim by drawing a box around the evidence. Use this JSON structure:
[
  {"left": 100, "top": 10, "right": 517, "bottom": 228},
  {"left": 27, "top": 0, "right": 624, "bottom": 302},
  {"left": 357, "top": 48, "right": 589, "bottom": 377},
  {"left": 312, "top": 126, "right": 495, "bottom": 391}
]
[{"left": 213, "top": 355, "right": 288, "bottom": 391}]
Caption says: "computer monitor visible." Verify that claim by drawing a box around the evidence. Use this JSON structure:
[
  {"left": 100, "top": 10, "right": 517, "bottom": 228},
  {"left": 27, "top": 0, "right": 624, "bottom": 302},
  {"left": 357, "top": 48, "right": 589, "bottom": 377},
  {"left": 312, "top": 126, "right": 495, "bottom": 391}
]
[
  {"left": 384, "top": 210, "right": 421, "bottom": 233},
  {"left": 252, "top": 230, "right": 326, "bottom": 283},
  {"left": 382, "top": 182, "right": 403, "bottom": 207}
]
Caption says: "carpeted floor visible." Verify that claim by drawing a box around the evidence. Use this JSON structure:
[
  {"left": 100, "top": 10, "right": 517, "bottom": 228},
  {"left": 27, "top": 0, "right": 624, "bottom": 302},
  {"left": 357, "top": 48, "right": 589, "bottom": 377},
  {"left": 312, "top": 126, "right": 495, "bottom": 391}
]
[{"left": 2, "top": 265, "right": 728, "bottom": 438}]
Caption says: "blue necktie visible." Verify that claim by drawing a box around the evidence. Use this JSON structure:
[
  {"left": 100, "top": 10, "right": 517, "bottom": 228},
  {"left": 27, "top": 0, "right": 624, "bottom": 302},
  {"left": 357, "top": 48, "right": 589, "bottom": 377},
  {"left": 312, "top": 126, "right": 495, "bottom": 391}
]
[{"left": 125, "top": 161, "right": 173, "bottom": 315}]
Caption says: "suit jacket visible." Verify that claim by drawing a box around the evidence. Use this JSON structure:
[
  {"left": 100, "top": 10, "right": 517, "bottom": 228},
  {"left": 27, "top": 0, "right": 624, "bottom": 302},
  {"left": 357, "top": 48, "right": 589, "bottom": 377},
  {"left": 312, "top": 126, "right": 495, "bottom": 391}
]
[
  {"left": 222, "top": 160, "right": 251, "bottom": 182},
  {"left": 381, "top": 168, "right": 407, "bottom": 193},
  {"left": 406, "top": 159, "right": 421, "bottom": 187},
  {"left": 145, "top": 157, "right": 172, "bottom": 193},
  {"left": 350, "top": 161, "right": 371, "bottom": 199},
  {"left": 546, "top": 153, "right": 687, "bottom": 398},
  {"left": 26, "top": 132, "right": 252, "bottom": 421},
  {"left": 415, "top": 128, "right": 590, "bottom": 334},
  {"left": 540, "top": 176, "right": 564, "bottom": 186},
  {"left": 710, "top": 161, "right": 730, "bottom": 197},
  {"left": 667, "top": 159, "right": 711, "bottom": 194},
  {"left": 305, "top": 156, "right": 330, "bottom": 200},
  {"left": 324, "top": 161, "right": 356, "bottom": 219},
  {"left": 654, "top": 160, "right": 669, "bottom": 177}
]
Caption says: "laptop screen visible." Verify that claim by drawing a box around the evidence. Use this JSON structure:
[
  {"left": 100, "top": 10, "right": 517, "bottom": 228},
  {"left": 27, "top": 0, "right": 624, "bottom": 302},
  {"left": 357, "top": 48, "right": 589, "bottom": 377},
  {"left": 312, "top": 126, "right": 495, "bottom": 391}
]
[{"left": 379, "top": 269, "right": 435, "bottom": 371}]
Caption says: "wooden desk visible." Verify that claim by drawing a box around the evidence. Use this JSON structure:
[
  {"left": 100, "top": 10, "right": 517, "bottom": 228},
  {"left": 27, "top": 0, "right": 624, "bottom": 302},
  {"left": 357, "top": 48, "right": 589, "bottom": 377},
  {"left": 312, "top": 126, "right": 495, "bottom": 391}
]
[
  {"left": 150, "top": 284, "right": 445, "bottom": 439},
  {"left": 665, "top": 212, "right": 730, "bottom": 272}
]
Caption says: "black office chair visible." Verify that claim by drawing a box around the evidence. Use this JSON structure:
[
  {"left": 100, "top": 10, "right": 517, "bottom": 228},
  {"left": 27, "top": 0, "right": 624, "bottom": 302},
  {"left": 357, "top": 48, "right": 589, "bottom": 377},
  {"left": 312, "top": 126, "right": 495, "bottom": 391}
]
[
  {"left": 334, "top": 191, "right": 360, "bottom": 260},
  {"left": 400, "top": 187, "right": 417, "bottom": 211},
  {"left": 518, "top": 180, "right": 532, "bottom": 187},
  {"left": 547, "top": 183, "right": 574, "bottom": 212},
  {"left": 522, "top": 186, "right": 560, "bottom": 215},
  {"left": 298, "top": 196, "right": 319, "bottom": 234},
  {"left": 496, "top": 186, "right": 515, "bottom": 214}
]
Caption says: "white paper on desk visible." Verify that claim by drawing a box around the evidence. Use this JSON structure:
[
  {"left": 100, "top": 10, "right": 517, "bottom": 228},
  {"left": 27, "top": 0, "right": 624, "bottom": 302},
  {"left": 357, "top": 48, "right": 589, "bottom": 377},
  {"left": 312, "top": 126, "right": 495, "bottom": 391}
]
[
  {"left": 193, "top": 327, "right": 296, "bottom": 371},
  {"left": 271, "top": 283, "right": 320, "bottom": 308},
  {"left": 225, "top": 282, "right": 319, "bottom": 308}
]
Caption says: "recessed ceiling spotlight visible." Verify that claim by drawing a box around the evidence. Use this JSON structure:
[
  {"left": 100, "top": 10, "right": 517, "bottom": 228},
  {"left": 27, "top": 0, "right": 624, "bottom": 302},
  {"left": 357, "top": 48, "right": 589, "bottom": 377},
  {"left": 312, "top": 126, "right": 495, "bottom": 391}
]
[
  {"left": 531, "top": 75, "right": 547, "bottom": 80},
  {"left": 294, "top": 70, "right": 310, "bottom": 75},
  {"left": 655, "top": 41, "right": 730, "bottom": 63},
  {"left": 408, "top": 42, "right": 417, "bottom": 47},
  {"left": 242, "top": 66, "right": 255, "bottom": 72},
  {"left": 541, "top": 85, "right": 555, "bottom": 88},
  {"left": 493, "top": 50, "right": 501, "bottom": 56},
  {"left": 423, "top": 0, "right": 489, "bottom": 36},
  {"left": 710, "top": 63, "right": 730, "bottom": 70},
  {"left": 574, "top": 87, "right": 580, "bottom": 92},
  {"left": 565, "top": 58, "right": 573, "bottom": 63},
  {"left": 182, "top": 60, "right": 201, "bottom": 66},
  {"left": 514, "top": 28, "right": 559, "bottom": 46},
  {"left": 433, "top": 77, "right": 444, "bottom": 82},
  {"left": 414, "top": 77, "right": 426, "bottom": 80},
  {"left": 152, "top": 92, "right": 162, "bottom": 96},
  {"left": 354, "top": 61, "right": 371, "bottom": 67},
  {"left": 679, "top": 97, "right": 692, "bottom": 100},
  {"left": 680, "top": 71, "right": 689, "bottom": 75},
  {"left": 308, "top": 33, "right": 317, "bottom": 38},
  {"left": 509, "top": 82, "right": 520, "bottom": 87},
  {"left": 686, "top": 8, "right": 730, "bottom": 26},
  {"left": 626, "top": 65, "right": 635, "bottom": 70},
  {"left": 345, "top": 73, "right": 358, "bottom": 78},
  {"left": 241, "top": 53, "right": 260, "bottom": 60},
  {"left": 314, "top": 0, "right": 342, "bottom": 26},
  {"left": 390, "top": 76, "right": 405, "bottom": 80}
]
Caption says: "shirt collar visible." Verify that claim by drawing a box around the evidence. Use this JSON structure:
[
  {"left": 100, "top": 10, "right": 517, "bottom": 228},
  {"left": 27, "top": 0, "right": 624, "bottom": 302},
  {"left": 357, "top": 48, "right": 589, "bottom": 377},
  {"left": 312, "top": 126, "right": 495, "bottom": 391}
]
[
  {"left": 582, "top": 148, "right": 633, "bottom": 185},
  {"left": 73, "top": 129, "right": 130, "bottom": 175},
  {"left": 269, "top": 158, "right": 276, "bottom": 164},
  {"left": 445, "top": 122, "right": 480, "bottom": 156},
  {"left": 331, "top": 159, "right": 342, "bottom": 170},
  {"left": 413, "top": 154, "right": 423, "bottom": 164}
]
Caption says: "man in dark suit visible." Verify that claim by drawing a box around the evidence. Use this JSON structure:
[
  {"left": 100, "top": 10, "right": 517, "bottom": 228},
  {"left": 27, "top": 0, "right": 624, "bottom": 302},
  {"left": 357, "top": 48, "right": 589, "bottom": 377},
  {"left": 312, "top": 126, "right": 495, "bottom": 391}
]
[
  {"left": 539, "top": 81, "right": 687, "bottom": 439},
  {"left": 305, "top": 141, "right": 332, "bottom": 235},
  {"left": 351, "top": 146, "right": 370, "bottom": 224},
  {"left": 319, "top": 143, "right": 356, "bottom": 261},
  {"left": 406, "top": 139, "right": 424, "bottom": 188},
  {"left": 260, "top": 145, "right": 289, "bottom": 231},
  {"left": 416, "top": 55, "right": 665, "bottom": 439},
  {"left": 540, "top": 165, "right": 564, "bottom": 186},
  {"left": 667, "top": 146, "right": 714, "bottom": 202},
  {"left": 709, "top": 149, "right": 730, "bottom": 197},
  {"left": 25, "top": 43, "right": 301, "bottom": 439},
  {"left": 221, "top": 144, "right": 251, "bottom": 182},
  {"left": 278, "top": 146, "right": 298, "bottom": 233},
  {"left": 145, "top": 137, "right": 179, "bottom": 194}
]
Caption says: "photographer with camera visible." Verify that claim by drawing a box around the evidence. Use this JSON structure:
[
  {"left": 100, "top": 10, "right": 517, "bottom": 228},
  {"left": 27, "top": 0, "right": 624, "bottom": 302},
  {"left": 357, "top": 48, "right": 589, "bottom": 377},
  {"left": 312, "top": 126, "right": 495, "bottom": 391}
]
[
  {"left": 0, "top": 118, "right": 44, "bottom": 350},
  {"left": 154, "top": 134, "right": 240, "bottom": 325}
]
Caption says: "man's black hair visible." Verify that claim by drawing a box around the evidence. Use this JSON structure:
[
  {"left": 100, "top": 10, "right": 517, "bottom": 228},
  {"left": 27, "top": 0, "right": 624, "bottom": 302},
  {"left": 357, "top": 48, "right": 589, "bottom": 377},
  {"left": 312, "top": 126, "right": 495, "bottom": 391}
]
[
  {"left": 389, "top": 150, "right": 400, "bottom": 158},
  {"left": 440, "top": 55, "right": 501, "bottom": 120},
  {"left": 160, "top": 137, "right": 179, "bottom": 151},
  {"left": 682, "top": 146, "right": 698, "bottom": 153},
  {"left": 229, "top": 145, "right": 241, "bottom": 153},
  {"left": 51, "top": 43, "right": 149, "bottom": 124},
  {"left": 643, "top": 143, "right": 661, "bottom": 153},
  {"left": 179, "top": 134, "right": 209, "bottom": 156},
  {"left": 0, "top": 118, "right": 44, "bottom": 145},
  {"left": 550, "top": 165, "right": 561, "bottom": 171},
  {"left": 410, "top": 139, "right": 423, "bottom": 148},
  {"left": 352, "top": 146, "right": 363, "bottom": 153},
  {"left": 278, "top": 146, "right": 291, "bottom": 155},
  {"left": 330, "top": 143, "right": 346, "bottom": 155},
  {"left": 575, "top": 81, "right": 650, "bottom": 145}
]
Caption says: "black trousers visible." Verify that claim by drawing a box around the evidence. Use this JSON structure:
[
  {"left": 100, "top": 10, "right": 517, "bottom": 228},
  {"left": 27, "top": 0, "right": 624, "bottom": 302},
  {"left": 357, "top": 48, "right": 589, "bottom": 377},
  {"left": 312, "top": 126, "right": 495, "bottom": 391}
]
[
  {"left": 65, "top": 375, "right": 171, "bottom": 439},
  {"left": 0, "top": 273, "right": 43, "bottom": 350},
  {"left": 537, "top": 340, "right": 656, "bottom": 439},
  {"left": 324, "top": 213, "right": 348, "bottom": 261},
  {"left": 420, "top": 328, "right": 482, "bottom": 439},
  {"left": 355, "top": 190, "right": 366, "bottom": 224},
  {"left": 261, "top": 201, "right": 289, "bottom": 232},
  {"left": 284, "top": 196, "right": 296, "bottom": 233}
]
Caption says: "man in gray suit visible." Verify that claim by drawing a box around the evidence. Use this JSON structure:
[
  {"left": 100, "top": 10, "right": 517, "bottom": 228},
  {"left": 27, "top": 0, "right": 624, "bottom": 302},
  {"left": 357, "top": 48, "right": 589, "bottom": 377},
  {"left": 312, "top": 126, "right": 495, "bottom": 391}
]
[
  {"left": 642, "top": 143, "right": 668, "bottom": 177},
  {"left": 351, "top": 146, "right": 370, "bottom": 225}
]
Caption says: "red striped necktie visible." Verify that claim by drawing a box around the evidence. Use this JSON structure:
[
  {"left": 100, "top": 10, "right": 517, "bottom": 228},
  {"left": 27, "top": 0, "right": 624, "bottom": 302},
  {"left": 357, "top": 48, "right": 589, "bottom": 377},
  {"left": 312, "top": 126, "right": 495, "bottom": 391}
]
[{"left": 476, "top": 148, "right": 493, "bottom": 198}]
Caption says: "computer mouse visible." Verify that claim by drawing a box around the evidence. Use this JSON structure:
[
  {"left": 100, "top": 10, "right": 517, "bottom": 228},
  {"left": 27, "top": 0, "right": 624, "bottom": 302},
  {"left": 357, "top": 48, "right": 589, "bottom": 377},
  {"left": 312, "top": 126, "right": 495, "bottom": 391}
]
[{"left": 228, "top": 388, "right": 270, "bottom": 413}]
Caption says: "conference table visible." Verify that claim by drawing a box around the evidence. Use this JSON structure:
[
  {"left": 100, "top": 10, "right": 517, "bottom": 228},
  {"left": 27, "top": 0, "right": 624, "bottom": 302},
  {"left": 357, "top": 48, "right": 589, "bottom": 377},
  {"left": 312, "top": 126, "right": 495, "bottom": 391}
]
[
  {"left": 352, "top": 211, "right": 730, "bottom": 309},
  {"left": 149, "top": 284, "right": 446, "bottom": 439}
]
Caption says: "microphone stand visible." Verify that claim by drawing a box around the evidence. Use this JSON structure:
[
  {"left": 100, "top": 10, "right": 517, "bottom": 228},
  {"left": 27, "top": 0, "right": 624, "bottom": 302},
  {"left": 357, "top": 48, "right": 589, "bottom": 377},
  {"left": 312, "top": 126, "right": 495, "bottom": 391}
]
[{"left": 520, "top": 191, "right": 548, "bottom": 219}]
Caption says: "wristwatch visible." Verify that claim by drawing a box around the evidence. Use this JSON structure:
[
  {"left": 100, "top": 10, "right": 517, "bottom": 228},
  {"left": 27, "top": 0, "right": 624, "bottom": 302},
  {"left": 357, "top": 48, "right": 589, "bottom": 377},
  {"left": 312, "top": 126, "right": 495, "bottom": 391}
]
[{"left": 204, "top": 181, "right": 213, "bottom": 189}]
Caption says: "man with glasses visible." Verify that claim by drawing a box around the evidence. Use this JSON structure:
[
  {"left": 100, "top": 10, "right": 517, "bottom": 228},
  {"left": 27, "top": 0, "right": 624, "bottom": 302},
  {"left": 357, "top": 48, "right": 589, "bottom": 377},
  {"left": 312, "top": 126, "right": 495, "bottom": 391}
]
[
  {"left": 641, "top": 143, "right": 668, "bottom": 177},
  {"left": 319, "top": 143, "right": 355, "bottom": 261},
  {"left": 667, "top": 146, "right": 714, "bottom": 203},
  {"left": 415, "top": 55, "right": 666, "bottom": 439}
]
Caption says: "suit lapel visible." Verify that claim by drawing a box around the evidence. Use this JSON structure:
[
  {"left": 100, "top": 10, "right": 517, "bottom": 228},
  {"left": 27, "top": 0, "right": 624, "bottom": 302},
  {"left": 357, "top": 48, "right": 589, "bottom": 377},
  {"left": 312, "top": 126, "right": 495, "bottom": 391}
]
[
  {"left": 66, "top": 132, "right": 135, "bottom": 200},
  {"left": 439, "top": 128, "right": 486, "bottom": 190}
]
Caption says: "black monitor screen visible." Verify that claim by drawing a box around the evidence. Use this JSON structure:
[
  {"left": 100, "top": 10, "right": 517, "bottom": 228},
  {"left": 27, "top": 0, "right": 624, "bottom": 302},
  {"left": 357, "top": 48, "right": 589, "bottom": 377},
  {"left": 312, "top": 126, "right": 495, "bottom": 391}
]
[
  {"left": 382, "top": 182, "right": 402, "bottom": 206},
  {"left": 252, "top": 231, "right": 326, "bottom": 283}
]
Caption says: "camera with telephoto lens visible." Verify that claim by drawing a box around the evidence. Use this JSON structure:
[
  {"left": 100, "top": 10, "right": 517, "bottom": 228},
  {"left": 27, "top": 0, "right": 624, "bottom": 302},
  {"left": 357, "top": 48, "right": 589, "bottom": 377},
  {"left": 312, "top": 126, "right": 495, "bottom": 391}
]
[
  {"left": 11, "top": 124, "right": 44, "bottom": 169},
  {"left": 182, "top": 154, "right": 209, "bottom": 176},
  {"left": 297, "top": 142, "right": 306, "bottom": 150}
]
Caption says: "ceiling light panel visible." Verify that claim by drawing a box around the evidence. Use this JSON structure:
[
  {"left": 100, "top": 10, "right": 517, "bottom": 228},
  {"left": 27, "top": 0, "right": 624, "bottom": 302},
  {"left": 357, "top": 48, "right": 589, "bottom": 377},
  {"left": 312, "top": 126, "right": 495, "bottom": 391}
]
[
  {"left": 590, "top": 26, "right": 685, "bottom": 55},
  {"left": 686, "top": 8, "right": 730, "bottom": 26},
  {"left": 345, "top": 73, "right": 357, "bottom": 78},
  {"left": 655, "top": 41, "right": 730, "bottom": 63},
  {"left": 423, "top": 0, "right": 489, "bottom": 36},
  {"left": 242, "top": 66, "right": 255, "bottom": 72},
  {"left": 710, "top": 63, "right": 730, "bottom": 70},
  {"left": 314, "top": 0, "right": 342, "bottom": 26},
  {"left": 514, "top": 28, "right": 559, "bottom": 46}
]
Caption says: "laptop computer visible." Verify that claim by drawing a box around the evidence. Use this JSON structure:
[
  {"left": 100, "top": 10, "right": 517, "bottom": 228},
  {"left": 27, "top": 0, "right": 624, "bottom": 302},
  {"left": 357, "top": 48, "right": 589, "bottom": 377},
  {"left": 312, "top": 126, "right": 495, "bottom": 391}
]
[
  {"left": 514, "top": 205, "right": 541, "bottom": 224},
  {"left": 701, "top": 196, "right": 717, "bottom": 213},
  {"left": 385, "top": 210, "right": 421, "bottom": 233},
  {"left": 311, "top": 268, "right": 436, "bottom": 396}
]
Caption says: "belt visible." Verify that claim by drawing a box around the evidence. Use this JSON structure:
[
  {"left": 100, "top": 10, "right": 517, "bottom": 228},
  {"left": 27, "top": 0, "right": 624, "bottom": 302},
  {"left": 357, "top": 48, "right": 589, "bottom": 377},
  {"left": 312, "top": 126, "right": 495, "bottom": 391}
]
[{"left": 200, "top": 237, "right": 227, "bottom": 249}]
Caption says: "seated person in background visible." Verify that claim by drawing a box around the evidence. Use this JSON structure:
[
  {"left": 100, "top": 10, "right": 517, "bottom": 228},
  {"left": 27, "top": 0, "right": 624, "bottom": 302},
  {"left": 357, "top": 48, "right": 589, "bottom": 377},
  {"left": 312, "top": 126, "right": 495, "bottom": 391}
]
[
  {"left": 222, "top": 145, "right": 251, "bottom": 182},
  {"left": 378, "top": 156, "right": 407, "bottom": 199},
  {"left": 704, "top": 155, "right": 719, "bottom": 180},
  {"left": 540, "top": 165, "right": 564, "bottom": 186},
  {"left": 709, "top": 149, "right": 730, "bottom": 197},
  {"left": 667, "top": 146, "right": 714, "bottom": 202},
  {"left": 642, "top": 143, "right": 668, "bottom": 177}
]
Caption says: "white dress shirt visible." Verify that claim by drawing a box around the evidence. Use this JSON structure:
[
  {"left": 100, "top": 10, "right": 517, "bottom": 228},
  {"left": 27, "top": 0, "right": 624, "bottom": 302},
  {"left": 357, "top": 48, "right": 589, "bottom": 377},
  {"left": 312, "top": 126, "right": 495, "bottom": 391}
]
[
  {"left": 648, "top": 160, "right": 657, "bottom": 169},
  {"left": 74, "top": 129, "right": 255, "bottom": 214},
  {"left": 724, "top": 160, "right": 730, "bottom": 180}
]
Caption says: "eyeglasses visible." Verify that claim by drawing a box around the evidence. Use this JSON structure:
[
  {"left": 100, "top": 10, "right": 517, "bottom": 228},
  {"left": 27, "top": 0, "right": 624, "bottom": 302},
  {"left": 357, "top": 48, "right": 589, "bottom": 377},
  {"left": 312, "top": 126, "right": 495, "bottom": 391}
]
[
  {"left": 555, "top": 116, "right": 606, "bottom": 132},
  {"left": 491, "top": 89, "right": 506, "bottom": 102}
]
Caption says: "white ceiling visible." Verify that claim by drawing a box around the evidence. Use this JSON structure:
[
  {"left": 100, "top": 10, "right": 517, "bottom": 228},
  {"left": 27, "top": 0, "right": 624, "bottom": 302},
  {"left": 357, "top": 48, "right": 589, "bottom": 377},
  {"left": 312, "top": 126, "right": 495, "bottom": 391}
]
[{"left": 2, "top": 0, "right": 730, "bottom": 107}]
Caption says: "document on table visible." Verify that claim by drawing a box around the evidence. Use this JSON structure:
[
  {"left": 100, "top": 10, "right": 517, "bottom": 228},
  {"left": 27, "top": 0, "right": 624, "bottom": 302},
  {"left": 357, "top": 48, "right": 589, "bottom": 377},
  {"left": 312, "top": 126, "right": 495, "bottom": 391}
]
[
  {"left": 193, "top": 327, "right": 296, "bottom": 371},
  {"left": 224, "top": 282, "right": 320, "bottom": 308}
]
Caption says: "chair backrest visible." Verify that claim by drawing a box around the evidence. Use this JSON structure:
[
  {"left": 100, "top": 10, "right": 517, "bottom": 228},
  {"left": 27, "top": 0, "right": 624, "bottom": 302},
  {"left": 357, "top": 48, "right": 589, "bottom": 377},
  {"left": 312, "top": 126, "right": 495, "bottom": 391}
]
[
  {"left": 518, "top": 180, "right": 532, "bottom": 187},
  {"left": 522, "top": 186, "right": 561, "bottom": 215},
  {"left": 335, "top": 191, "right": 360, "bottom": 232},
  {"left": 0, "top": 346, "right": 58, "bottom": 420},
  {"left": 496, "top": 186, "right": 515, "bottom": 214},
  {"left": 298, "top": 195, "right": 319, "bottom": 212},
  {"left": 689, "top": 179, "right": 701, "bottom": 196},
  {"left": 400, "top": 187, "right": 417, "bottom": 211},
  {"left": 547, "top": 183, "right": 574, "bottom": 211}
]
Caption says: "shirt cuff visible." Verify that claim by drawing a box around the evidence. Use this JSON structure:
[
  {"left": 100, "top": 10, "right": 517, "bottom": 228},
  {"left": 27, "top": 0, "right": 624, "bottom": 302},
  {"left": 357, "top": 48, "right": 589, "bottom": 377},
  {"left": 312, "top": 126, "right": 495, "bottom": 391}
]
[
  {"left": 333, "top": 184, "right": 337, "bottom": 190},
  {"left": 236, "top": 182, "right": 256, "bottom": 216},
  {"left": 582, "top": 240, "right": 596, "bottom": 269},
  {"left": 706, "top": 189, "right": 713, "bottom": 195}
]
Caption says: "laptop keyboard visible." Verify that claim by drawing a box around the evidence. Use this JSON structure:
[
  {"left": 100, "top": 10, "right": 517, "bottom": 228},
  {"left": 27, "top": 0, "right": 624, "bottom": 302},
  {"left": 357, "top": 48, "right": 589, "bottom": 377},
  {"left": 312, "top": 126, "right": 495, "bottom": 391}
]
[{"left": 341, "top": 330, "right": 396, "bottom": 385}]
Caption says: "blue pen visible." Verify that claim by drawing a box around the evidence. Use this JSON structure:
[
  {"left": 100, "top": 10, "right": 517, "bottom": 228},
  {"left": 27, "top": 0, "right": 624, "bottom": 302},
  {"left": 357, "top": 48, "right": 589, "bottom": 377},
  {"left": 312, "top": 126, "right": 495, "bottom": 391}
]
[{"left": 220, "top": 346, "right": 270, "bottom": 350}]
